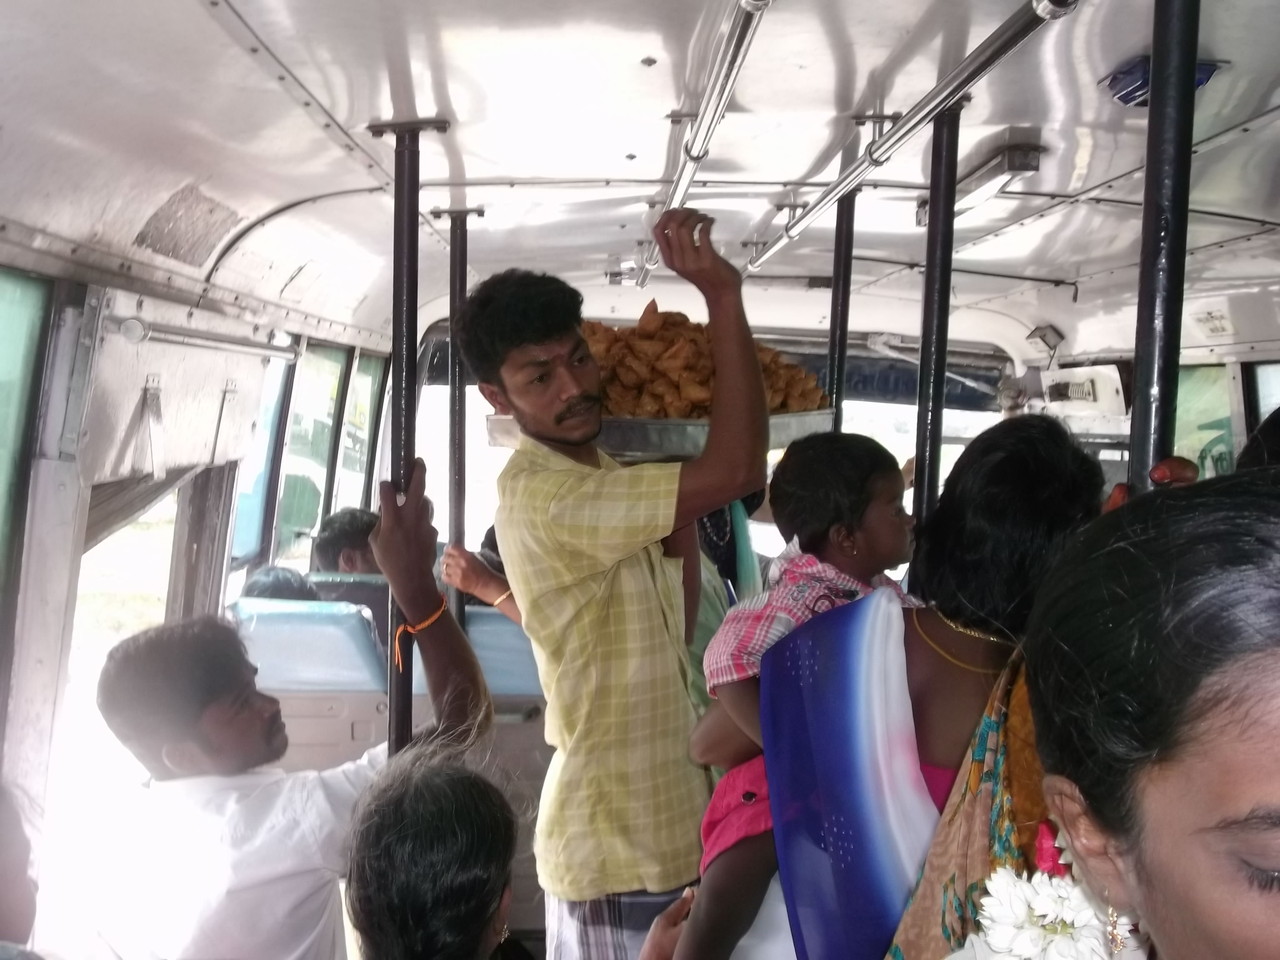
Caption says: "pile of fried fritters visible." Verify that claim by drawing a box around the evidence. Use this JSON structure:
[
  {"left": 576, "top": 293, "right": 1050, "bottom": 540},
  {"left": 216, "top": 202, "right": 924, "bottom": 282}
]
[{"left": 583, "top": 301, "right": 828, "bottom": 419}]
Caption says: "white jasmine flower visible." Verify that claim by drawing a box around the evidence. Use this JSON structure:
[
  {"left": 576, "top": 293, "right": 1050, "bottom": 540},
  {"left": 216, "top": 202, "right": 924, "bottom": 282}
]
[{"left": 961, "top": 866, "right": 1142, "bottom": 960}]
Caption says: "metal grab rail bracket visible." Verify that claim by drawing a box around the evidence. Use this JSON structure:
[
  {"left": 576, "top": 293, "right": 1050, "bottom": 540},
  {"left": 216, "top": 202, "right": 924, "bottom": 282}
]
[{"left": 636, "top": 0, "right": 774, "bottom": 287}]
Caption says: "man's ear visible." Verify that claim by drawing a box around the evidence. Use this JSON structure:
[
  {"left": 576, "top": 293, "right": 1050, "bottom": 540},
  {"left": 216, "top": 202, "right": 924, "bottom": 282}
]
[
  {"left": 1043, "top": 774, "right": 1141, "bottom": 916},
  {"left": 338, "top": 547, "right": 362, "bottom": 574},
  {"left": 160, "top": 739, "right": 208, "bottom": 778},
  {"left": 479, "top": 381, "right": 511, "bottom": 415}
]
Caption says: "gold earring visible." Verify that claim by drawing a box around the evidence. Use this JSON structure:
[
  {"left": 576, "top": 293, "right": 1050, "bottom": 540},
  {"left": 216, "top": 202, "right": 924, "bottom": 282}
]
[
  {"left": 1106, "top": 905, "right": 1125, "bottom": 955},
  {"left": 499, "top": 924, "right": 510, "bottom": 944}
]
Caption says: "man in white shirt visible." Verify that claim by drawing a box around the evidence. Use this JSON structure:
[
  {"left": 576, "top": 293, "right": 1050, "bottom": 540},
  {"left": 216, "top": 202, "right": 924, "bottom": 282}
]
[{"left": 94, "top": 460, "right": 491, "bottom": 960}]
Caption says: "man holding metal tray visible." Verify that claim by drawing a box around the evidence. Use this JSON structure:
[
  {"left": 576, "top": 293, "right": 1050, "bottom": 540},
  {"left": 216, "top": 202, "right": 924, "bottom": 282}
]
[{"left": 453, "top": 208, "right": 768, "bottom": 960}]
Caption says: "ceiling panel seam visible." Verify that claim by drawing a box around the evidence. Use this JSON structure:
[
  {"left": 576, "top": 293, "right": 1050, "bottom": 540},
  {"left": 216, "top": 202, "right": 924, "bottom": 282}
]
[{"left": 198, "top": 0, "right": 456, "bottom": 262}]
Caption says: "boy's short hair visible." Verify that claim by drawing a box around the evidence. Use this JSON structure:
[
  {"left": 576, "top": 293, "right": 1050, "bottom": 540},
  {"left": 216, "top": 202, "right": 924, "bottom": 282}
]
[
  {"left": 770, "top": 433, "right": 900, "bottom": 554},
  {"left": 97, "top": 617, "right": 250, "bottom": 774},
  {"left": 314, "top": 508, "right": 378, "bottom": 572},
  {"left": 452, "top": 269, "right": 584, "bottom": 385},
  {"left": 242, "top": 566, "right": 320, "bottom": 602}
]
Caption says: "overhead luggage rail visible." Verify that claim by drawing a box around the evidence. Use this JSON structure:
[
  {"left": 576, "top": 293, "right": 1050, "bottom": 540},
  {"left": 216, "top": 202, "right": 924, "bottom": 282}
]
[
  {"left": 636, "top": 0, "right": 774, "bottom": 287},
  {"left": 742, "top": 0, "right": 1079, "bottom": 274}
]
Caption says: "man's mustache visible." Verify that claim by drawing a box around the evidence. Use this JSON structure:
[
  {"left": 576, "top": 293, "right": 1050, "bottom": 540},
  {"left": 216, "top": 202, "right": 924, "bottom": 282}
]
[{"left": 556, "top": 395, "right": 602, "bottom": 424}]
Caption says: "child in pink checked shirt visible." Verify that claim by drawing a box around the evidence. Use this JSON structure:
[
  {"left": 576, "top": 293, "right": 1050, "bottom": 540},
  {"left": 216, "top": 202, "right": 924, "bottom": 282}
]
[{"left": 674, "top": 433, "right": 917, "bottom": 960}]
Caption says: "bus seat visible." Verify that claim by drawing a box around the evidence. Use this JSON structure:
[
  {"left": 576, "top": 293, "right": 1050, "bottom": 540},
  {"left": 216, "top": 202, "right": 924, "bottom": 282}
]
[
  {"left": 308, "top": 573, "right": 391, "bottom": 655},
  {"left": 230, "top": 598, "right": 389, "bottom": 773},
  {"left": 411, "top": 604, "right": 542, "bottom": 699},
  {"left": 759, "top": 590, "right": 939, "bottom": 960}
]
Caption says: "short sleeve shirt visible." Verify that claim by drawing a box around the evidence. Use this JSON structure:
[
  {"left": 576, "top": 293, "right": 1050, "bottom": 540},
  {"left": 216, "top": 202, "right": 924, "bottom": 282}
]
[
  {"left": 495, "top": 437, "right": 710, "bottom": 901},
  {"left": 704, "top": 545, "right": 916, "bottom": 694}
]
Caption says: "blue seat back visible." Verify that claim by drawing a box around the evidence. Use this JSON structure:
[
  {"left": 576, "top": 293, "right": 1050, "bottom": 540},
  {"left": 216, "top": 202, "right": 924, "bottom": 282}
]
[
  {"left": 230, "top": 598, "right": 386, "bottom": 693},
  {"left": 760, "top": 590, "right": 938, "bottom": 960},
  {"left": 412, "top": 604, "right": 542, "bottom": 698},
  {"left": 307, "top": 572, "right": 391, "bottom": 654}
]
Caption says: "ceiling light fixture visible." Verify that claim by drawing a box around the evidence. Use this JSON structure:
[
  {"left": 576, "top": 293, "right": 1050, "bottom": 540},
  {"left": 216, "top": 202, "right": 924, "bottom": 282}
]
[{"left": 916, "top": 143, "right": 1042, "bottom": 226}]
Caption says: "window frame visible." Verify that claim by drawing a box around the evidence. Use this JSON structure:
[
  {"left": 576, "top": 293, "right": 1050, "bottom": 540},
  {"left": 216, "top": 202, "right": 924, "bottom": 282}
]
[{"left": 0, "top": 271, "right": 58, "bottom": 753}]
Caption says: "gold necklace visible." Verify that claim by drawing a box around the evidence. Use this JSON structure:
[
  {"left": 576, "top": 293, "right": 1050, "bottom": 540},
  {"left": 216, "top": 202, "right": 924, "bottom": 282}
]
[
  {"left": 912, "top": 609, "right": 1005, "bottom": 676},
  {"left": 933, "top": 608, "right": 1017, "bottom": 647}
]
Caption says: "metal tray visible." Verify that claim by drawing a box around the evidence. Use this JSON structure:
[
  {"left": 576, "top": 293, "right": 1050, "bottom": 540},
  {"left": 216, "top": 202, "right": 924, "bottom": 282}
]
[{"left": 487, "top": 410, "right": 834, "bottom": 461}]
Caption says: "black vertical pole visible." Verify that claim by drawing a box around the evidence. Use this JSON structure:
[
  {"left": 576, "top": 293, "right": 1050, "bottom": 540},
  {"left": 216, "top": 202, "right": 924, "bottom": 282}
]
[
  {"left": 447, "top": 214, "right": 468, "bottom": 625},
  {"left": 1128, "top": 0, "right": 1200, "bottom": 492},
  {"left": 388, "top": 130, "right": 419, "bottom": 756},
  {"left": 912, "top": 106, "right": 962, "bottom": 527},
  {"left": 827, "top": 190, "right": 857, "bottom": 432}
]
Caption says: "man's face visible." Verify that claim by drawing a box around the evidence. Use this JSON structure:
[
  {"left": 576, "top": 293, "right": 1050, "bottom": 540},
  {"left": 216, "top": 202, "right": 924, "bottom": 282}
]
[
  {"left": 189, "top": 663, "right": 289, "bottom": 775},
  {"left": 483, "top": 333, "right": 603, "bottom": 449}
]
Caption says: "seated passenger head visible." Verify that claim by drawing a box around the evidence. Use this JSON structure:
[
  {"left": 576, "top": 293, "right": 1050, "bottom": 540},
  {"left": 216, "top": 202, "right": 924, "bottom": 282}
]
[
  {"left": 314, "top": 508, "right": 380, "bottom": 574},
  {"left": 769, "top": 432, "right": 912, "bottom": 579},
  {"left": 347, "top": 747, "right": 517, "bottom": 960},
  {"left": 96, "top": 617, "right": 287, "bottom": 780},
  {"left": 1237, "top": 406, "right": 1280, "bottom": 471},
  {"left": 912, "top": 414, "right": 1102, "bottom": 639},
  {"left": 1024, "top": 471, "right": 1280, "bottom": 960},
  {"left": 241, "top": 565, "right": 320, "bottom": 602},
  {"left": 0, "top": 785, "right": 36, "bottom": 945},
  {"left": 454, "top": 269, "right": 601, "bottom": 449}
]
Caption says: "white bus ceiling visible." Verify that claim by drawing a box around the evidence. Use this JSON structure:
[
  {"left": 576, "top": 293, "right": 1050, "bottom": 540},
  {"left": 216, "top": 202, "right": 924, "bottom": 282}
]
[{"left": 3, "top": 0, "right": 1280, "bottom": 365}]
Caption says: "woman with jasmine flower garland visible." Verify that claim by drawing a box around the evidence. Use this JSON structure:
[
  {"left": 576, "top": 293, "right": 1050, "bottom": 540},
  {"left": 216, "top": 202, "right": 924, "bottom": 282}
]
[
  {"left": 883, "top": 426, "right": 1198, "bottom": 960},
  {"left": 936, "top": 471, "right": 1280, "bottom": 960}
]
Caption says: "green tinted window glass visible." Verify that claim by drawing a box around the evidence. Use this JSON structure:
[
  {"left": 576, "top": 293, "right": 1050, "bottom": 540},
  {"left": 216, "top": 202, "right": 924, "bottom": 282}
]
[
  {"left": 1175, "top": 366, "right": 1235, "bottom": 478},
  {"left": 0, "top": 268, "right": 50, "bottom": 590},
  {"left": 275, "top": 345, "right": 348, "bottom": 569},
  {"left": 231, "top": 357, "right": 290, "bottom": 564},
  {"left": 331, "top": 354, "right": 386, "bottom": 511}
]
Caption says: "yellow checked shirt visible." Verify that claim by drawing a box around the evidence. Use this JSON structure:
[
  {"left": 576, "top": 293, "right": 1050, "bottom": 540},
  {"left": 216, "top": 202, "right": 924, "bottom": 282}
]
[{"left": 495, "top": 436, "right": 710, "bottom": 901}]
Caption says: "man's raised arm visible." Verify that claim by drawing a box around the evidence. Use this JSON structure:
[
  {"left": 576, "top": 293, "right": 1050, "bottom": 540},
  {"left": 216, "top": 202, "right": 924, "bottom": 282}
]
[
  {"left": 370, "top": 459, "right": 493, "bottom": 737},
  {"left": 653, "top": 209, "right": 768, "bottom": 530}
]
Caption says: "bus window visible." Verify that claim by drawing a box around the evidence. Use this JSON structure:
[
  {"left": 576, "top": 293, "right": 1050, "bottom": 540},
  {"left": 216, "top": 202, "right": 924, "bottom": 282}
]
[
  {"left": 275, "top": 345, "right": 348, "bottom": 570},
  {"left": 331, "top": 354, "right": 387, "bottom": 512},
  {"left": 1175, "top": 366, "right": 1236, "bottom": 478},
  {"left": 37, "top": 492, "right": 180, "bottom": 956},
  {"left": 746, "top": 398, "right": 1003, "bottom": 569},
  {"left": 0, "top": 268, "right": 48, "bottom": 594},
  {"left": 1256, "top": 363, "right": 1280, "bottom": 420},
  {"left": 417, "top": 385, "right": 514, "bottom": 551},
  {"left": 229, "top": 357, "right": 290, "bottom": 571}
]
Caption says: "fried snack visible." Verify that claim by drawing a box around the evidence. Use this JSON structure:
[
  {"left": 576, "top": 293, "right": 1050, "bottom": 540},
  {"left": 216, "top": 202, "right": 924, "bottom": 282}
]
[{"left": 590, "top": 300, "right": 829, "bottom": 419}]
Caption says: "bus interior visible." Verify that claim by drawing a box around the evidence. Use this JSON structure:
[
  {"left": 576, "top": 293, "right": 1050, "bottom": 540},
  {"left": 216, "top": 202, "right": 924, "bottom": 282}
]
[{"left": 2, "top": 0, "right": 1278, "bottom": 955}]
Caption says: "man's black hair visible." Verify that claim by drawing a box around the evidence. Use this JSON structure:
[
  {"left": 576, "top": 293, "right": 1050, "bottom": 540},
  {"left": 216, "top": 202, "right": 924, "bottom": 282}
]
[
  {"left": 452, "top": 269, "right": 585, "bottom": 385},
  {"left": 242, "top": 566, "right": 320, "bottom": 602},
  {"left": 314, "top": 508, "right": 378, "bottom": 572},
  {"left": 97, "top": 617, "right": 250, "bottom": 776}
]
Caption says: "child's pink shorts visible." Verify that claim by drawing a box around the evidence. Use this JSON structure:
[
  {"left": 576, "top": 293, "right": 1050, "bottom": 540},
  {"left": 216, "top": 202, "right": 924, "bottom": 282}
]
[{"left": 699, "top": 754, "right": 772, "bottom": 875}]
